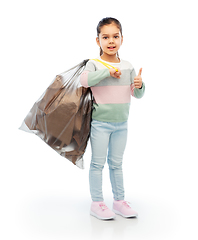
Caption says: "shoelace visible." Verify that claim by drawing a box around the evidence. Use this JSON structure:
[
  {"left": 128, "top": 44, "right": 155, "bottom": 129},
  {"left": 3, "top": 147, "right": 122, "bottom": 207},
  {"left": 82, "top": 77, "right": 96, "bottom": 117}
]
[
  {"left": 99, "top": 203, "right": 108, "bottom": 211},
  {"left": 122, "top": 201, "right": 131, "bottom": 209}
]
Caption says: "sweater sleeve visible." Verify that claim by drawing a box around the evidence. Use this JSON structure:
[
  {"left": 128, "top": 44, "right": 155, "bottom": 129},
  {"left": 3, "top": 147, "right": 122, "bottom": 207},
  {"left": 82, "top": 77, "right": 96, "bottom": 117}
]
[
  {"left": 130, "top": 68, "right": 145, "bottom": 99},
  {"left": 80, "top": 61, "right": 110, "bottom": 88}
]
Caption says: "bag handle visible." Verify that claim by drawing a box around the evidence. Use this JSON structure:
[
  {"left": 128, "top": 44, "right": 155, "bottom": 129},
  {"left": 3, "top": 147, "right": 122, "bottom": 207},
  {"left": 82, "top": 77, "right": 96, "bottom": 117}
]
[{"left": 91, "top": 58, "right": 118, "bottom": 72}]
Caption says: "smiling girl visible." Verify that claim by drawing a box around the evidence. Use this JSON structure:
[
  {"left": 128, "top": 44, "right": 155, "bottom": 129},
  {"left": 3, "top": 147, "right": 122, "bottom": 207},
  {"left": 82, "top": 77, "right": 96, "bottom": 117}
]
[{"left": 80, "top": 17, "right": 145, "bottom": 220}]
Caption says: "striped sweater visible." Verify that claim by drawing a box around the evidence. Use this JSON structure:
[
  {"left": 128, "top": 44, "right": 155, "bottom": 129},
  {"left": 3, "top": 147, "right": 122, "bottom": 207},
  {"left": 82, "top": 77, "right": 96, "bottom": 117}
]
[{"left": 80, "top": 57, "right": 145, "bottom": 122}]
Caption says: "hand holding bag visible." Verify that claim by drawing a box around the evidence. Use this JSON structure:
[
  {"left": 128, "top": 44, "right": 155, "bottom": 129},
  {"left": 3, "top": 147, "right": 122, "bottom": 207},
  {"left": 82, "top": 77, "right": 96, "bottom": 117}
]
[{"left": 19, "top": 58, "right": 117, "bottom": 169}]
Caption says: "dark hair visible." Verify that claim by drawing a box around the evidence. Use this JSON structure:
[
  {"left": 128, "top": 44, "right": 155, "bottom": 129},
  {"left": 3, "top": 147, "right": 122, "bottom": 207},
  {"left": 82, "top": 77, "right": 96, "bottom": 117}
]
[{"left": 97, "top": 17, "right": 122, "bottom": 57}]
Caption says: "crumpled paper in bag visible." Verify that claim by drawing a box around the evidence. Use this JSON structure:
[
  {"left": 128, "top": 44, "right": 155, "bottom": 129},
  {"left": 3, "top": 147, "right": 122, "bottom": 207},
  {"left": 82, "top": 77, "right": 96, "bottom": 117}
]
[{"left": 20, "top": 60, "right": 92, "bottom": 169}]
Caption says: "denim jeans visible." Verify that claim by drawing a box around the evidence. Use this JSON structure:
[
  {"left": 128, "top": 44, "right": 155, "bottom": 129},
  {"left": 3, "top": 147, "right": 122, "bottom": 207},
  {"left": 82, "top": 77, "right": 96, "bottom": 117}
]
[{"left": 89, "top": 120, "right": 128, "bottom": 202}]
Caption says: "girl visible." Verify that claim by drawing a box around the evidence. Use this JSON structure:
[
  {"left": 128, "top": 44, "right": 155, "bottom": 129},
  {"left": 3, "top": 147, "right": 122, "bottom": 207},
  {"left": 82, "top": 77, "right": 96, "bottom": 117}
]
[{"left": 80, "top": 17, "right": 145, "bottom": 220}]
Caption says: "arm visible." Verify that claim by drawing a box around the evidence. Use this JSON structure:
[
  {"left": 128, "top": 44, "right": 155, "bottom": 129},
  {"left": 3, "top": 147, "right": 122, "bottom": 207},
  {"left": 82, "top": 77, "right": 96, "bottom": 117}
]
[{"left": 80, "top": 61, "right": 110, "bottom": 88}]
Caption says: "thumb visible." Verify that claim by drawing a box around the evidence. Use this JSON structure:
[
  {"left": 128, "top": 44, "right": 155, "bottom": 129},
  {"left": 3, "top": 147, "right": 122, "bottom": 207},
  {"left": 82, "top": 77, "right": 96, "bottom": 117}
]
[
  {"left": 116, "top": 67, "right": 121, "bottom": 75},
  {"left": 138, "top": 68, "right": 142, "bottom": 76}
]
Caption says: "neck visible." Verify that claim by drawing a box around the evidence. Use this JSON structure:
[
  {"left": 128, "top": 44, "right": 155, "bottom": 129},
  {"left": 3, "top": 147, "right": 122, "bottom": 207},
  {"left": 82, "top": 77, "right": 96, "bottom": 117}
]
[{"left": 100, "top": 53, "right": 120, "bottom": 63}]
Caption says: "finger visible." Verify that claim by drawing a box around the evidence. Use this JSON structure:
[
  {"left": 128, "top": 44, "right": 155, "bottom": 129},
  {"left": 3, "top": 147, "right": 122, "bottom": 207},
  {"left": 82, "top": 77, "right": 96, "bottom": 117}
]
[
  {"left": 115, "top": 71, "right": 121, "bottom": 77},
  {"left": 111, "top": 68, "right": 116, "bottom": 74},
  {"left": 115, "top": 73, "right": 121, "bottom": 78},
  {"left": 116, "top": 68, "right": 121, "bottom": 75},
  {"left": 134, "top": 80, "right": 142, "bottom": 86},
  {"left": 134, "top": 82, "right": 140, "bottom": 86},
  {"left": 134, "top": 84, "right": 141, "bottom": 88},
  {"left": 138, "top": 68, "right": 142, "bottom": 76},
  {"left": 134, "top": 79, "right": 142, "bottom": 83}
]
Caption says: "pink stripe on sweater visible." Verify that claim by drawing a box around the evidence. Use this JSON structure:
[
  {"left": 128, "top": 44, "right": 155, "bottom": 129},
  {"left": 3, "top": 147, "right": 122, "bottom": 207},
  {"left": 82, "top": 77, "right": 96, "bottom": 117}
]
[
  {"left": 91, "top": 85, "right": 131, "bottom": 104},
  {"left": 80, "top": 71, "right": 89, "bottom": 88}
]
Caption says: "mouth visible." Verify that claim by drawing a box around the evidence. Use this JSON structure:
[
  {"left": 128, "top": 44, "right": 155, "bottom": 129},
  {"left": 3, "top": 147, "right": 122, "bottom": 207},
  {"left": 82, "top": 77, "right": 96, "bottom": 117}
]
[{"left": 108, "top": 46, "right": 116, "bottom": 50}]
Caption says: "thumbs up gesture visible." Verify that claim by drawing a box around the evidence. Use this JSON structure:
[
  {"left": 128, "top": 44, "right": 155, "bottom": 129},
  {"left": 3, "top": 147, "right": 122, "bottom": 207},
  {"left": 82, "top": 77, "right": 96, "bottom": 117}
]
[{"left": 134, "top": 68, "right": 143, "bottom": 89}]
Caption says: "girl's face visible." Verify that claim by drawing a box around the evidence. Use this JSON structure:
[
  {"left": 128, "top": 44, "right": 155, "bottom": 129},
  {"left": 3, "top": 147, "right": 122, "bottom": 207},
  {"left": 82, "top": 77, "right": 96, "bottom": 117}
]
[{"left": 96, "top": 23, "right": 123, "bottom": 58}]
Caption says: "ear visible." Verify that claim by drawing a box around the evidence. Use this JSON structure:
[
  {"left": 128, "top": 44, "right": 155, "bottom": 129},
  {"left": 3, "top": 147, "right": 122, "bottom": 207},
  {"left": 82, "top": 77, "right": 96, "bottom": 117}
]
[
  {"left": 121, "top": 35, "right": 123, "bottom": 45},
  {"left": 96, "top": 37, "right": 101, "bottom": 47}
]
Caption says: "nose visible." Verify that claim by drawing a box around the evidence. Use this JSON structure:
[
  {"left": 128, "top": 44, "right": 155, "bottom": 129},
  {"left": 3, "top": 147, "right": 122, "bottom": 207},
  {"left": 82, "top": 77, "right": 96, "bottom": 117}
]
[{"left": 109, "top": 37, "right": 114, "bottom": 43}]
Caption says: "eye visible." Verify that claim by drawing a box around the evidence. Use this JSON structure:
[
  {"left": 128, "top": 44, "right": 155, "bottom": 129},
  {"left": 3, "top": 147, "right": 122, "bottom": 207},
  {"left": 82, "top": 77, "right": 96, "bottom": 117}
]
[
  {"left": 114, "top": 36, "right": 119, "bottom": 39},
  {"left": 103, "top": 36, "right": 108, "bottom": 39}
]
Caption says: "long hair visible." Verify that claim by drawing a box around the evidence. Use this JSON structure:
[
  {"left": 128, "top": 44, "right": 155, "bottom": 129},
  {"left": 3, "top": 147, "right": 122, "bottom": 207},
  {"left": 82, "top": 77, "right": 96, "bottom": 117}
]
[{"left": 96, "top": 17, "right": 122, "bottom": 58}]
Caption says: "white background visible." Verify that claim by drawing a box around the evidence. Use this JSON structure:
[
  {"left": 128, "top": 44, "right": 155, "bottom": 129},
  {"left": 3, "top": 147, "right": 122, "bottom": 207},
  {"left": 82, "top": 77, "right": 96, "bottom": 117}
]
[{"left": 1, "top": 0, "right": 198, "bottom": 239}]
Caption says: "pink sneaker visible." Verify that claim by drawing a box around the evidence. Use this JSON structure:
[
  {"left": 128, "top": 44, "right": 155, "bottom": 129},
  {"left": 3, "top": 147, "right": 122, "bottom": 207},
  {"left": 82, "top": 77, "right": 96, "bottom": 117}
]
[
  {"left": 90, "top": 201, "right": 116, "bottom": 220},
  {"left": 113, "top": 200, "right": 138, "bottom": 218}
]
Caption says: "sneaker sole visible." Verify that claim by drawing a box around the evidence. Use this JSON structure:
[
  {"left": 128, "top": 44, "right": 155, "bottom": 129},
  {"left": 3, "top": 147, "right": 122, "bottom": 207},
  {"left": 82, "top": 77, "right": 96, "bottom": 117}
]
[
  {"left": 113, "top": 209, "right": 138, "bottom": 218},
  {"left": 90, "top": 211, "right": 116, "bottom": 220}
]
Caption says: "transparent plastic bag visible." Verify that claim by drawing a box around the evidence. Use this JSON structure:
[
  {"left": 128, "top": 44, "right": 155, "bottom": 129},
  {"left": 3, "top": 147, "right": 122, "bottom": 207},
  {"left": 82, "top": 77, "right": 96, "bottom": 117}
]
[{"left": 19, "top": 59, "right": 93, "bottom": 169}]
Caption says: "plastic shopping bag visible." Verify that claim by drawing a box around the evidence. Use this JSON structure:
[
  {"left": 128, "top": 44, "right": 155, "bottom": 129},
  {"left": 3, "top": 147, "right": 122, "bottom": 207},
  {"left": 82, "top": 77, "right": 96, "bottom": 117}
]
[{"left": 19, "top": 59, "right": 92, "bottom": 169}]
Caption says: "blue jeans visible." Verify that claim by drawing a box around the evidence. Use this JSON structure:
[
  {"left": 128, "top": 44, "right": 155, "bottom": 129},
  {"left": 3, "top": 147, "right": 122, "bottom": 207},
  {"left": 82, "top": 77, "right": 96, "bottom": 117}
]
[{"left": 89, "top": 120, "right": 128, "bottom": 202}]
